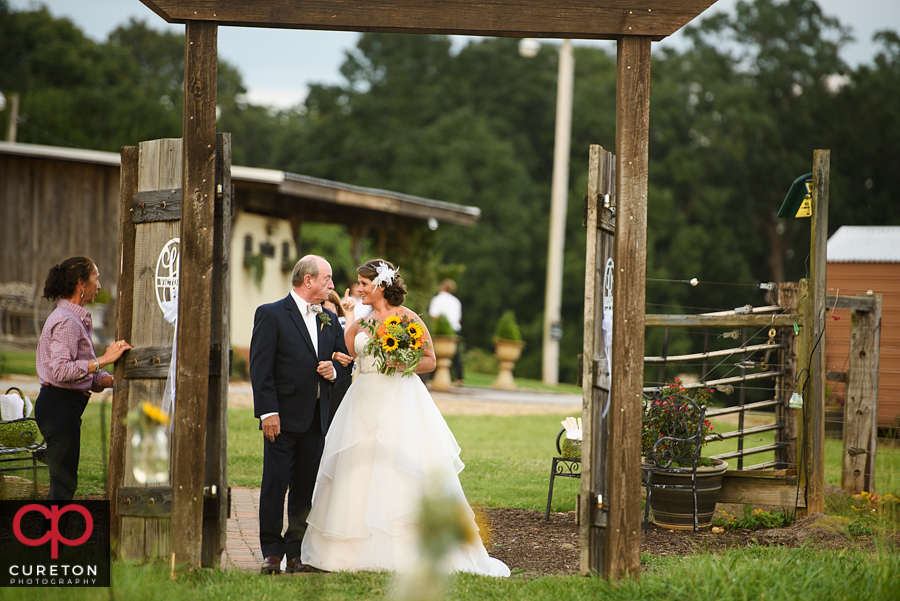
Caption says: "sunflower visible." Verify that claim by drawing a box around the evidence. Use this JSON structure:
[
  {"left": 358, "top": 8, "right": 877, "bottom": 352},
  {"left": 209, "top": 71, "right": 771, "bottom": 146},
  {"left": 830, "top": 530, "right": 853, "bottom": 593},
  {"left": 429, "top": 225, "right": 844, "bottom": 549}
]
[
  {"left": 381, "top": 336, "right": 399, "bottom": 352},
  {"left": 141, "top": 401, "right": 169, "bottom": 425},
  {"left": 407, "top": 322, "right": 424, "bottom": 339},
  {"left": 385, "top": 315, "right": 402, "bottom": 328}
]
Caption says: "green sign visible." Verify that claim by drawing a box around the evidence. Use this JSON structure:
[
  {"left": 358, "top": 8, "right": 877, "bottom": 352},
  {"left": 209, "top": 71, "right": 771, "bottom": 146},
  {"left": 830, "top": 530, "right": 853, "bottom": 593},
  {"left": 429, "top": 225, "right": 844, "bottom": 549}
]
[{"left": 778, "top": 173, "right": 813, "bottom": 218}]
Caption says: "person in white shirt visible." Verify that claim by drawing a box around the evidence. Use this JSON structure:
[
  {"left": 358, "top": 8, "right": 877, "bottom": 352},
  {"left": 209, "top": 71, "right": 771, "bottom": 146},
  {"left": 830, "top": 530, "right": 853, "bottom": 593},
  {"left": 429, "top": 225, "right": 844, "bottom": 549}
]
[
  {"left": 428, "top": 278, "right": 464, "bottom": 384},
  {"left": 346, "top": 281, "right": 373, "bottom": 320}
]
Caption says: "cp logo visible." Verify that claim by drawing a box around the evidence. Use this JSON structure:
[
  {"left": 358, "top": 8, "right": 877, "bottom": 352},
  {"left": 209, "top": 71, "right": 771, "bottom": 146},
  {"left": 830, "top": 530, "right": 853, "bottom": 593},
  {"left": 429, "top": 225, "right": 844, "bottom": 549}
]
[{"left": 13, "top": 504, "right": 93, "bottom": 559}]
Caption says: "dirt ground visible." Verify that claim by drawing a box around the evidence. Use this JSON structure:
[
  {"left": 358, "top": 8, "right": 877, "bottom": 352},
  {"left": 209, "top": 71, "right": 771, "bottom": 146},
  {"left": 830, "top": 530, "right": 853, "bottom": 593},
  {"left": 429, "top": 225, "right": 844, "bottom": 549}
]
[{"left": 480, "top": 504, "right": 897, "bottom": 577}]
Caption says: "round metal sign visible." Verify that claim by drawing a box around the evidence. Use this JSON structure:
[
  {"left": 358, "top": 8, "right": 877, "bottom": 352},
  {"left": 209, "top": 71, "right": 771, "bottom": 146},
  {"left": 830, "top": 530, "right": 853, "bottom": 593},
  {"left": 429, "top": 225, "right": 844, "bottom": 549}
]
[{"left": 155, "top": 238, "right": 180, "bottom": 313}]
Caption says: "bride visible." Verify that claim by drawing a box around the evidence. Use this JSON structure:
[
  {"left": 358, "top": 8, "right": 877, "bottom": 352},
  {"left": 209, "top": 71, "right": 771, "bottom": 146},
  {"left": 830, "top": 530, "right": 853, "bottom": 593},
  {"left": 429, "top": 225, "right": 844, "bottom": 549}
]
[{"left": 301, "top": 259, "right": 510, "bottom": 577}]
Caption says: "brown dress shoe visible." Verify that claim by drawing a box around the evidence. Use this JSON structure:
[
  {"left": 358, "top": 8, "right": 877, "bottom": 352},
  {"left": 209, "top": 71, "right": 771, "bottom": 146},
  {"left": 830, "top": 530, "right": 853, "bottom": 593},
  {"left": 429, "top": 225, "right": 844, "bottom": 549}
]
[
  {"left": 260, "top": 556, "right": 282, "bottom": 575},
  {"left": 285, "top": 556, "right": 304, "bottom": 573}
]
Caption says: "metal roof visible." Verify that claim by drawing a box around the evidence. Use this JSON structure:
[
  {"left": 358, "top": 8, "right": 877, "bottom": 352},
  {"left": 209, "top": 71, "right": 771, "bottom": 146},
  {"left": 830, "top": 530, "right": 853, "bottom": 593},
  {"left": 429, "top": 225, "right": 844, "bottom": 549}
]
[
  {"left": 827, "top": 226, "right": 900, "bottom": 263},
  {"left": 0, "top": 141, "right": 479, "bottom": 225}
]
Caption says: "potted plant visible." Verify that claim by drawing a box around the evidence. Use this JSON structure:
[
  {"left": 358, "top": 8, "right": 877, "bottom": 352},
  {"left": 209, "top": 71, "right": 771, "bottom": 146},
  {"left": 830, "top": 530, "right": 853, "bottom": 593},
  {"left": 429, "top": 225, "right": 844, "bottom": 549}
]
[
  {"left": 642, "top": 379, "right": 728, "bottom": 530},
  {"left": 491, "top": 311, "right": 525, "bottom": 390},
  {"left": 430, "top": 314, "right": 458, "bottom": 391}
]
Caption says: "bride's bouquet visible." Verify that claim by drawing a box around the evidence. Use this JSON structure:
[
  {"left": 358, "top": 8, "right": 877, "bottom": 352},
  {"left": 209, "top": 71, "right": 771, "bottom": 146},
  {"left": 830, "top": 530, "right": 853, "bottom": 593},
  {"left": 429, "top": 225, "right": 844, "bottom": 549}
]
[{"left": 362, "top": 314, "right": 428, "bottom": 377}]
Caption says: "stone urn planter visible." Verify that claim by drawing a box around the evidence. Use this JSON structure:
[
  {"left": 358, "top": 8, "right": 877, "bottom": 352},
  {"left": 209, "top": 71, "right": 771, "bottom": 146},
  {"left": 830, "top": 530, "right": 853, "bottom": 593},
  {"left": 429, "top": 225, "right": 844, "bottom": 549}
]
[
  {"left": 491, "top": 338, "right": 525, "bottom": 390},
  {"left": 646, "top": 459, "right": 728, "bottom": 530},
  {"left": 431, "top": 335, "right": 458, "bottom": 391}
]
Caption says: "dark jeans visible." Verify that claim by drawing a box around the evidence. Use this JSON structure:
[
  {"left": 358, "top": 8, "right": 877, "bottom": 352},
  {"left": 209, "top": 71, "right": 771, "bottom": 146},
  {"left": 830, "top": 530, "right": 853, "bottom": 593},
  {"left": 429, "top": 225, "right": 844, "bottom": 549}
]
[
  {"left": 34, "top": 385, "right": 89, "bottom": 501},
  {"left": 259, "top": 402, "right": 325, "bottom": 560}
]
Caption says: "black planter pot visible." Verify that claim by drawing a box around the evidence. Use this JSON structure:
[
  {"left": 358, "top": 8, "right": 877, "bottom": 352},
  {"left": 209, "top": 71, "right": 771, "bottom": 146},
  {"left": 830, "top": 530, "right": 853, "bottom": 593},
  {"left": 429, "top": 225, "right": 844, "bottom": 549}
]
[{"left": 647, "top": 460, "right": 728, "bottom": 530}]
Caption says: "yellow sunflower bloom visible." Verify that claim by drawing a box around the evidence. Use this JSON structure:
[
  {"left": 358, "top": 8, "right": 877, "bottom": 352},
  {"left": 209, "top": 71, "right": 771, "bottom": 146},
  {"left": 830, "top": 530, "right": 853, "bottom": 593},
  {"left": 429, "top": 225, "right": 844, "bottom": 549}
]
[
  {"left": 410, "top": 337, "right": 423, "bottom": 350},
  {"left": 407, "top": 322, "right": 424, "bottom": 339},
  {"left": 385, "top": 315, "right": 402, "bottom": 327},
  {"left": 381, "top": 336, "right": 399, "bottom": 352}
]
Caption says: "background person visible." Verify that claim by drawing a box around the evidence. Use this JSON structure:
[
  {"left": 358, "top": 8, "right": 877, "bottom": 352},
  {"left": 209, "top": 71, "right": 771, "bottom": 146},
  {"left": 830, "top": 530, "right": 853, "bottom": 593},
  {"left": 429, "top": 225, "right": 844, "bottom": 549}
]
[
  {"left": 35, "top": 256, "right": 131, "bottom": 502},
  {"left": 428, "top": 278, "right": 464, "bottom": 385}
]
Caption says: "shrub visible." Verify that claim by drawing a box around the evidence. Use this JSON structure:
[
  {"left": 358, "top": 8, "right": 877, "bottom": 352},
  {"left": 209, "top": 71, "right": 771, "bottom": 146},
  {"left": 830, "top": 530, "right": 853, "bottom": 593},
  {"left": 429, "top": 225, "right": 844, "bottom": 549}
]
[
  {"left": 432, "top": 314, "right": 456, "bottom": 336},
  {"left": 494, "top": 310, "right": 522, "bottom": 342}
]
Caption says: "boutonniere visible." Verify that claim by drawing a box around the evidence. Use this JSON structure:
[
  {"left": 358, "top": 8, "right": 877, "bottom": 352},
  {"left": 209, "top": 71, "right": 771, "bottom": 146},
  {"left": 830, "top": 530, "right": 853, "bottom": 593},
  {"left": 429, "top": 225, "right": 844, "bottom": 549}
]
[{"left": 318, "top": 311, "right": 332, "bottom": 330}]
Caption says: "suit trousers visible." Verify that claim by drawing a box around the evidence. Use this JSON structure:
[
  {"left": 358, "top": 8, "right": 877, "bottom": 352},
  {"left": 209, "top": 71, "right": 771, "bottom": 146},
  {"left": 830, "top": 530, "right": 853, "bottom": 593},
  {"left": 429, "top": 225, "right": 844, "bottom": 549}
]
[{"left": 259, "top": 401, "right": 325, "bottom": 560}]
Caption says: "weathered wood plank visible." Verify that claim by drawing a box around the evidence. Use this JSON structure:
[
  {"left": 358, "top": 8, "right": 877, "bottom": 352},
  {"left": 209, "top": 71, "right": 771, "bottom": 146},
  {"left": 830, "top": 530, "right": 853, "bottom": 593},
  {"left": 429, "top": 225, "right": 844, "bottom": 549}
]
[
  {"left": 842, "top": 294, "right": 881, "bottom": 493},
  {"left": 172, "top": 20, "right": 217, "bottom": 571},
  {"left": 120, "top": 344, "right": 224, "bottom": 379},
  {"left": 825, "top": 294, "right": 876, "bottom": 313},
  {"left": 605, "top": 35, "right": 651, "bottom": 582},
  {"left": 644, "top": 314, "right": 801, "bottom": 328},
  {"left": 133, "top": 188, "right": 182, "bottom": 223},
  {"left": 117, "top": 486, "right": 173, "bottom": 518},
  {"left": 141, "top": 0, "right": 718, "bottom": 40},
  {"left": 109, "top": 145, "right": 138, "bottom": 558},
  {"left": 201, "top": 132, "right": 232, "bottom": 568}
]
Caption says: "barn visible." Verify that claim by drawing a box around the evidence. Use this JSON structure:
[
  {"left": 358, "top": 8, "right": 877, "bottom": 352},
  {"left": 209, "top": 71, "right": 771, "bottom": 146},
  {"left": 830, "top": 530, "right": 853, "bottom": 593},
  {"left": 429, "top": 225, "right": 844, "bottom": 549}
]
[
  {"left": 826, "top": 225, "right": 900, "bottom": 430},
  {"left": 0, "top": 140, "right": 479, "bottom": 351}
]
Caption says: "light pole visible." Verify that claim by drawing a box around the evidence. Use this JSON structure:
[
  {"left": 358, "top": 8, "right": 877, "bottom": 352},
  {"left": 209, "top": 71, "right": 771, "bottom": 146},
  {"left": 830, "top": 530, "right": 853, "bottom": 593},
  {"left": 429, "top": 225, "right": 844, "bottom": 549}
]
[{"left": 520, "top": 38, "right": 575, "bottom": 385}]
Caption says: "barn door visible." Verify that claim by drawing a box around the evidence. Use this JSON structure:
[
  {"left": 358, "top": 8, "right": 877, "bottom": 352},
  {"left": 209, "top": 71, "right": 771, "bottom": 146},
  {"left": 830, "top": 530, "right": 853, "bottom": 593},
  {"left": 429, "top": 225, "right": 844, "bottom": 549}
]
[{"left": 109, "top": 135, "right": 231, "bottom": 566}]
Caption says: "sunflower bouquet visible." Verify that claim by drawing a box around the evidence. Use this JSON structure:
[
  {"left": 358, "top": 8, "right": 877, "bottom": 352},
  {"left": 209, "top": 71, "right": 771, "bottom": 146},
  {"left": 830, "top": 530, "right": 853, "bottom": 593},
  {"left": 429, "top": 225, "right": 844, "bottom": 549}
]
[{"left": 362, "top": 314, "right": 428, "bottom": 377}]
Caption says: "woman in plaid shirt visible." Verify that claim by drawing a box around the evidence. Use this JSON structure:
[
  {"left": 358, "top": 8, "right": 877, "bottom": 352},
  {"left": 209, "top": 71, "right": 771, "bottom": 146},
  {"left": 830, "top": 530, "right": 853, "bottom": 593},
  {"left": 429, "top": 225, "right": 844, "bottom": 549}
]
[{"left": 35, "top": 256, "right": 131, "bottom": 501}]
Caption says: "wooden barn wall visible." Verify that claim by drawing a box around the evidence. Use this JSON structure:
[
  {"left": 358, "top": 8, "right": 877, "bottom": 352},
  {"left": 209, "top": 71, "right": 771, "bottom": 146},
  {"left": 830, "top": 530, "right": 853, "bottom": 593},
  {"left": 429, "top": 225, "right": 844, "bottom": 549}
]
[
  {"left": 826, "top": 262, "right": 900, "bottom": 429},
  {"left": 0, "top": 154, "right": 121, "bottom": 289}
]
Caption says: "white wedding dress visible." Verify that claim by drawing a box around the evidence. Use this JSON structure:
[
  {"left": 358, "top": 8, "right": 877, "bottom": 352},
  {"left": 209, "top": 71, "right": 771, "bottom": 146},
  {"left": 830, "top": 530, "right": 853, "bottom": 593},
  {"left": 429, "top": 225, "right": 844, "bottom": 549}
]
[{"left": 300, "top": 332, "right": 510, "bottom": 576}]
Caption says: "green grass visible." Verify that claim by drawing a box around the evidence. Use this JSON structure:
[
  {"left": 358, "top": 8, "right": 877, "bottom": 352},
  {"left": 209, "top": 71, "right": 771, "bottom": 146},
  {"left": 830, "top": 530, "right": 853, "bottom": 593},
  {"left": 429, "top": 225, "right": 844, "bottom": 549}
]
[
  {"left": 2, "top": 545, "right": 897, "bottom": 601},
  {"left": 0, "top": 349, "right": 37, "bottom": 376}
]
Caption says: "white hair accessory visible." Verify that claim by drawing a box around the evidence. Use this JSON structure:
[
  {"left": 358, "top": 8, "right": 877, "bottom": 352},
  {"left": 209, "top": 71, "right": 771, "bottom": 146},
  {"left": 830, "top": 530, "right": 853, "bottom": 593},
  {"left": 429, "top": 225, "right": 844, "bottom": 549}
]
[{"left": 372, "top": 262, "right": 398, "bottom": 288}]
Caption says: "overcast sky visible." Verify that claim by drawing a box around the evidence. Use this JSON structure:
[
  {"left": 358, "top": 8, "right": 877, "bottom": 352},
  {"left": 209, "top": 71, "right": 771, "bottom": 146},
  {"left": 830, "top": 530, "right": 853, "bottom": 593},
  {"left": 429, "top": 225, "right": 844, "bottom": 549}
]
[{"left": 9, "top": 0, "right": 900, "bottom": 108}]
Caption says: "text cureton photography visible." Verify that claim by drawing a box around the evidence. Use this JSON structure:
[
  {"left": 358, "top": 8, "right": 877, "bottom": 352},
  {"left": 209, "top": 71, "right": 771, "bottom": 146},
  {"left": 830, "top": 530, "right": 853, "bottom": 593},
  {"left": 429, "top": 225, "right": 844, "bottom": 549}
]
[{"left": 0, "top": 500, "right": 110, "bottom": 587}]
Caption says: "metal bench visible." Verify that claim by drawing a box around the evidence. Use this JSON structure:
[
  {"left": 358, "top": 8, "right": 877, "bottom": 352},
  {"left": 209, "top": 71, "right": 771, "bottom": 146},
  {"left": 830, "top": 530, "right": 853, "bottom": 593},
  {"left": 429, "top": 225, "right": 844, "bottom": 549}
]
[
  {"left": 0, "top": 387, "right": 47, "bottom": 499},
  {"left": 544, "top": 427, "right": 582, "bottom": 521}
]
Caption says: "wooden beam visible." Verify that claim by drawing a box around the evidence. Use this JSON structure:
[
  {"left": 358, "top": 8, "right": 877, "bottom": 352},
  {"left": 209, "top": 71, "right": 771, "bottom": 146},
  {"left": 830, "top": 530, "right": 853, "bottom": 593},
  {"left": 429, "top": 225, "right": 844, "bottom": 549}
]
[
  {"left": 140, "top": 0, "right": 718, "bottom": 40},
  {"left": 807, "top": 150, "right": 829, "bottom": 514},
  {"left": 716, "top": 471, "right": 806, "bottom": 507},
  {"left": 644, "top": 314, "right": 801, "bottom": 328},
  {"left": 776, "top": 282, "right": 799, "bottom": 470},
  {"left": 172, "top": 19, "right": 217, "bottom": 571},
  {"left": 825, "top": 294, "right": 876, "bottom": 313},
  {"left": 109, "top": 145, "right": 138, "bottom": 558},
  {"left": 605, "top": 35, "right": 651, "bottom": 582}
]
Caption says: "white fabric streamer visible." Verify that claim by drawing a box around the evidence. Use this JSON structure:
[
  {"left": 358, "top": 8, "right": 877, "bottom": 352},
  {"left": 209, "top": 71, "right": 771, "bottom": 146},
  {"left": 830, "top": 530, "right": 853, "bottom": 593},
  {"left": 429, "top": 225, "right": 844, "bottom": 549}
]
[
  {"left": 160, "top": 295, "right": 178, "bottom": 429},
  {"left": 601, "top": 307, "right": 613, "bottom": 419}
]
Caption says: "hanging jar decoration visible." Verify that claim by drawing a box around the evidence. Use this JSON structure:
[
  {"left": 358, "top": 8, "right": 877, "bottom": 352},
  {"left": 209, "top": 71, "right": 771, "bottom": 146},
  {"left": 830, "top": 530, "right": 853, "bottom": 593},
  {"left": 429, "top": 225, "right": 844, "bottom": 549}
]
[{"left": 129, "top": 401, "right": 170, "bottom": 484}]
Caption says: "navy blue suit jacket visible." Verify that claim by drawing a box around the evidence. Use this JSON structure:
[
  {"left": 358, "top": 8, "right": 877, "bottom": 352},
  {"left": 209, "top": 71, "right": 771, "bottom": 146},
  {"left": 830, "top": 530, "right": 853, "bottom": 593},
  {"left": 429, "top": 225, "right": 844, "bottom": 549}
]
[{"left": 249, "top": 294, "right": 351, "bottom": 434}]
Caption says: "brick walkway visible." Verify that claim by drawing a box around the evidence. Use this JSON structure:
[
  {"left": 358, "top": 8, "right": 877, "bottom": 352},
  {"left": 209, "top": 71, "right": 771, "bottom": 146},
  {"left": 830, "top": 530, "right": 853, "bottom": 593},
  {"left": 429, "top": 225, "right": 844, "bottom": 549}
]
[{"left": 222, "top": 486, "right": 275, "bottom": 571}]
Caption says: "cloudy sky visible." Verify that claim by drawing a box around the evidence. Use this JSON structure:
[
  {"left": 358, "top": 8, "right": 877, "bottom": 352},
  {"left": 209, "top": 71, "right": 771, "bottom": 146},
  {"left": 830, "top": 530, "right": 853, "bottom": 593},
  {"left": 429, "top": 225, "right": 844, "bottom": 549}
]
[{"left": 9, "top": 0, "right": 900, "bottom": 108}]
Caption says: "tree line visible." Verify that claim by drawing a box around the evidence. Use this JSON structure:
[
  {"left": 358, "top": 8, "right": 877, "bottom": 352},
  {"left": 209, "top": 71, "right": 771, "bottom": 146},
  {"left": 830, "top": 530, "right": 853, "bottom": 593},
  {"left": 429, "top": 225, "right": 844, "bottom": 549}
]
[{"left": 2, "top": 0, "right": 898, "bottom": 383}]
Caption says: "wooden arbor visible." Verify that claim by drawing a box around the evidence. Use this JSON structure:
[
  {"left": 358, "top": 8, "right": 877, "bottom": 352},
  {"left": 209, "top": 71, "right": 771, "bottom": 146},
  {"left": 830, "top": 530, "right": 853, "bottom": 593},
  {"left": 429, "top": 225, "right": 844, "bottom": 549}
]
[{"left": 132, "top": 0, "right": 721, "bottom": 578}]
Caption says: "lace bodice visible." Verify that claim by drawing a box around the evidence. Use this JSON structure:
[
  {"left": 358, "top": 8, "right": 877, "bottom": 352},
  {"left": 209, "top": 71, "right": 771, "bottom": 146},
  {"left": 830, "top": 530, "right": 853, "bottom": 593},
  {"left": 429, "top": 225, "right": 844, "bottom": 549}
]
[{"left": 354, "top": 332, "right": 379, "bottom": 375}]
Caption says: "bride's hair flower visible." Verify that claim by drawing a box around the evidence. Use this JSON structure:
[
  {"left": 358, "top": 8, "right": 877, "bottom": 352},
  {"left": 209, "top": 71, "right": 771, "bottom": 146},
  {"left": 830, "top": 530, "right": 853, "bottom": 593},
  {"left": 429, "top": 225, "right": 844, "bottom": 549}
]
[{"left": 372, "top": 262, "right": 398, "bottom": 288}]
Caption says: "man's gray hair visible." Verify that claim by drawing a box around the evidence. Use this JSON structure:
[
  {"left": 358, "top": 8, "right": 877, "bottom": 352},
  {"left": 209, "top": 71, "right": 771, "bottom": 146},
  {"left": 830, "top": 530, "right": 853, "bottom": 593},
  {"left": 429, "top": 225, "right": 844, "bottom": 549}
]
[{"left": 291, "top": 255, "right": 326, "bottom": 287}]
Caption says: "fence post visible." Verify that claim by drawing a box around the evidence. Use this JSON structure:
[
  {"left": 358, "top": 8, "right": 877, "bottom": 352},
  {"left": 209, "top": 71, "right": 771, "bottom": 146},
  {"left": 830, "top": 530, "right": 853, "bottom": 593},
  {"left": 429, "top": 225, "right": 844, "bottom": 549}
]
[
  {"left": 776, "top": 282, "right": 799, "bottom": 470},
  {"left": 842, "top": 293, "right": 882, "bottom": 493}
]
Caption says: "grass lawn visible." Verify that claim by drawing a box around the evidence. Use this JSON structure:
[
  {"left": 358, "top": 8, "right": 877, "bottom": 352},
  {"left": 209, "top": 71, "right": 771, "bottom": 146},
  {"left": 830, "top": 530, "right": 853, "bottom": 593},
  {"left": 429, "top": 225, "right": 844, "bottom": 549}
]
[{"left": 0, "top": 349, "right": 37, "bottom": 376}]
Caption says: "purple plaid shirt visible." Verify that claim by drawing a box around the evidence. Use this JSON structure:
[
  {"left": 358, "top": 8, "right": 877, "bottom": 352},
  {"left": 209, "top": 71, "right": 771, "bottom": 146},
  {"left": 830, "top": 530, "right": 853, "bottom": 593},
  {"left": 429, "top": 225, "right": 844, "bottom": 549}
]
[{"left": 36, "top": 299, "right": 103, "bottom": 393}]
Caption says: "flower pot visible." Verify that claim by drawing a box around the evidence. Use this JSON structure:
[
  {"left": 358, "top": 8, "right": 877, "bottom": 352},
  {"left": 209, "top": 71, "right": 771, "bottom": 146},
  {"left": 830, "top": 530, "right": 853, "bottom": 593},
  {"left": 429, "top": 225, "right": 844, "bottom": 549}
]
[
  {"left": 646, "top": 460, "right": 728, "bottom": 530},
  {"left": 491, "top": 338, "right": 525, "bottom": 390},
  {"left": 431, "top": 335, "right": 458, "bottom": 391}
]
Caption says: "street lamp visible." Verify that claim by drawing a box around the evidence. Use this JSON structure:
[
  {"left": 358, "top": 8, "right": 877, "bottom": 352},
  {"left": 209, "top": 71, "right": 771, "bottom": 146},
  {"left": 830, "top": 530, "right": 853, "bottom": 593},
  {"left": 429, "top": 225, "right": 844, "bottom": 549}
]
[{"left": 519, "top": 38, "right": 574, "bottom": 385}]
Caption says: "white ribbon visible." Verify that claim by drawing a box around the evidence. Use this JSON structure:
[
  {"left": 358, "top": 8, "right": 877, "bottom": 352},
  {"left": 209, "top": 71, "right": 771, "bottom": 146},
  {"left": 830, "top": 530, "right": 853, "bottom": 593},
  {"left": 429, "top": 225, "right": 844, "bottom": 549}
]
[
  {"left": 601, "top": 307, "right": 613, "bottom": 419},
  {"left": 161, "top": 294, "right": 178, "bottom": 430}
]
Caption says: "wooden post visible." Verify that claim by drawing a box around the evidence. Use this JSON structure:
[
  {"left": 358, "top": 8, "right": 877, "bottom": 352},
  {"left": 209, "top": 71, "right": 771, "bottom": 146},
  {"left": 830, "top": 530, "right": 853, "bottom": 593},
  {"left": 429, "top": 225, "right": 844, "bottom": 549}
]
[
  {"left": 580, "top": 145, "right": 615, "bottom": 576},
  {"left": 109, "top": 145, "right": 138, "bottom": 557},
  {"left": 775, "top": 282, "right": 799, "bottom": 470},
  {"left": 807, "top": 150, "right": 829, "bottom": 514},
  {"left": 606, "top": 35, "right": 651, "bottom": 581},
  {"left": 842, "top": 293, "right": 882, "bottom": 493},
  {"left": 173, "top": 19, "right": 217, "bottom": 570}
]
